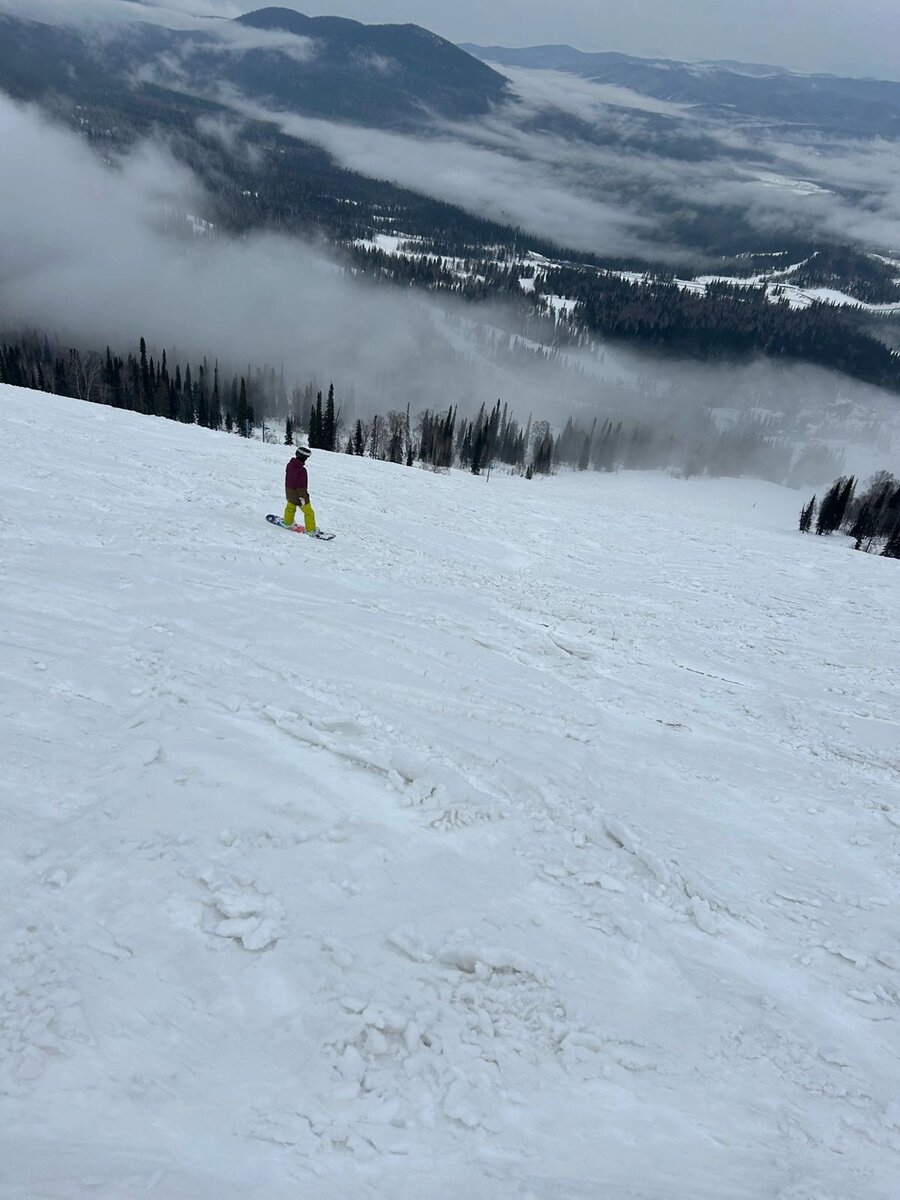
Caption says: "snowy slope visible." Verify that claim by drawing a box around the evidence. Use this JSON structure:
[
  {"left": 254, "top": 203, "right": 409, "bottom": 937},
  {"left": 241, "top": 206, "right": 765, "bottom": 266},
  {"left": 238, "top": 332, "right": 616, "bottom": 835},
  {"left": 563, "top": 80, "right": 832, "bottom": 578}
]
[{"left": 1, "top": 385, "right": 899, "bottom": 1200}]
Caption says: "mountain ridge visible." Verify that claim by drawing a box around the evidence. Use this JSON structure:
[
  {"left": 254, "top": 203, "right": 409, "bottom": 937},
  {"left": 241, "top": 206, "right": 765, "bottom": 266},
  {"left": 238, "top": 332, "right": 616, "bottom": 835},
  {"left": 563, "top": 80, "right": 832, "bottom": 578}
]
[
  {"left": 0, "top": 7, "right": 510, "bottom": 127},
  {"left": 462, "top": 41, "right": 900, "bottom": 134}
]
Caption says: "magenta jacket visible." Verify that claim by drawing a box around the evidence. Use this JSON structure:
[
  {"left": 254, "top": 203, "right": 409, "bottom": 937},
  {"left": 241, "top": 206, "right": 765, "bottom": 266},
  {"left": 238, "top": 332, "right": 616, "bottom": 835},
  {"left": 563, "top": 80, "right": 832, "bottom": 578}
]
[{"left": 285, "top": 458, "right": 308, "bottom": 490}]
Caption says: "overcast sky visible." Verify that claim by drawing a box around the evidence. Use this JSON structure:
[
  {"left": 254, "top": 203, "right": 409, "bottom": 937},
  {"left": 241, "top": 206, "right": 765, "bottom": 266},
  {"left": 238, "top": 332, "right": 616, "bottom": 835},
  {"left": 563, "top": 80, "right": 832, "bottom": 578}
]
[
  {"left": 117, "top": 0, "right": 900, "bottom": 80},
  {"left": 1, "top": 0, "right": 894, "bottom": 78}
]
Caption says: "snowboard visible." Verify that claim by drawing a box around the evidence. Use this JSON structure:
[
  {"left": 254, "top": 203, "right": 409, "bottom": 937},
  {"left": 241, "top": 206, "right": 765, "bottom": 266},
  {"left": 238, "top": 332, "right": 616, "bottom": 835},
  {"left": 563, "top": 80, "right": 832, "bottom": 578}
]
[{"left": 266, "top": 514, "right": 335, "bottom": 540}]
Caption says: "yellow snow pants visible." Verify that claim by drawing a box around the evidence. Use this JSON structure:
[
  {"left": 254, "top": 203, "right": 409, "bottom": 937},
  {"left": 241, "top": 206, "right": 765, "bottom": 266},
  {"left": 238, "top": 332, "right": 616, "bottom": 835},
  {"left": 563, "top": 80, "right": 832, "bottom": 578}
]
[{"left": 284, "top": 488, "right": 316, "bottom": 532}]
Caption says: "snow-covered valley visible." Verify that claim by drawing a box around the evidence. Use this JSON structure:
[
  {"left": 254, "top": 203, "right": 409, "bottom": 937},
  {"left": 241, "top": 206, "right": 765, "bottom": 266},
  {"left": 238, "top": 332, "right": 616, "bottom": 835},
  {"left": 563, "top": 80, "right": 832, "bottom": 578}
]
[{"left": 1, "top": 385, "right": 898, "bottom": 1200}]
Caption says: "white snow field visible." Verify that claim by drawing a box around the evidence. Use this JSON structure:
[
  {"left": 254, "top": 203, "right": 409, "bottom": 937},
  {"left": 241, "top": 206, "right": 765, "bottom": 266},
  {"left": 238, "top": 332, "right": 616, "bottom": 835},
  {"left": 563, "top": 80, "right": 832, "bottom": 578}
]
[{"left": 1, "top": 383, "right": 899, "bottom": 1200}]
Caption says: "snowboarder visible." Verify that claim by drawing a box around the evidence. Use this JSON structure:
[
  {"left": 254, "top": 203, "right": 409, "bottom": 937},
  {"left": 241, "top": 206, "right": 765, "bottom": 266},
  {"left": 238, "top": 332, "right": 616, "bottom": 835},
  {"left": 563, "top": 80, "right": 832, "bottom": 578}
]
[{"left": 283, "top": 438, "right": 318, "bottom": 533}]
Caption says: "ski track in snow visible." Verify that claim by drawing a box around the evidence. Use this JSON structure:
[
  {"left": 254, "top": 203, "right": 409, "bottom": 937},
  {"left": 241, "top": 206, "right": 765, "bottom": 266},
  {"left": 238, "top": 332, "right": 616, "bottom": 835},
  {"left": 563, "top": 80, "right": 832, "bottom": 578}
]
[{"left": 1, "top": 385, "right": 899, "bottom": 1200}]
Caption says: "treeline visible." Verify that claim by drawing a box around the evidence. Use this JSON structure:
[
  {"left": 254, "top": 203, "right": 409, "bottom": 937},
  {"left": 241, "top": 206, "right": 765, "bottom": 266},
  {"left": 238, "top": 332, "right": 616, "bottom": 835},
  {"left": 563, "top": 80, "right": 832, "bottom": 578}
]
[
  {"left": 347, "top": 244, "right": 529, "bottom": 302},
  {"left": 0, "top": 334, "right": 261, "bottom": 433},
  {"left": 0, "top": 330, "right": 550, "bottom": 472},
  {"left": 0, "top": 328, "right": 843, "bottom": 487},
  {"left": 317, "top": 400, "right": 546, "bottom": 476},
  {"left": 799, "top": 472, "right": 900, "bottom": 558},
  {"left": 538, "top": 268, "right": 900, "bottom": 393},
  {"left": 0, "top": 332, "right": 324, "bottom": 439},
  {"left": 298, "top": 398, "right": 840, "bottom": 486}
]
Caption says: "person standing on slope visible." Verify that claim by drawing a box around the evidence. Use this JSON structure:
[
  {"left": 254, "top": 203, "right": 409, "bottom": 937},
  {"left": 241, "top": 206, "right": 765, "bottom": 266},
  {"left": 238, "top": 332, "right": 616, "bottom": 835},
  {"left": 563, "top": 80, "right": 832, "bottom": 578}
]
[{"left": 283, "top": 438, "right": 318, "bottom": 533}]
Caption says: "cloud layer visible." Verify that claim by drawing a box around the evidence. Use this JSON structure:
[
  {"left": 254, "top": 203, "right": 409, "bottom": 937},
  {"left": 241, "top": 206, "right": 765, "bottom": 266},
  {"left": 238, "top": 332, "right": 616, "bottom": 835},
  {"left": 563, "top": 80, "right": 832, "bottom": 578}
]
[
  {"left": 1, "top": 8, "right": 899, "bottom": 476},
  {"left": 0, "top": 94, "right": 673, "bottom": 432},
  {"left": 5, "top": 2, "right": 899, "bottom": 263},
  {"left": 203, "top": 64, "right": 900, "bottom": 264},
  {"left": 0, "top": 98, "right": 447, "bottom": 395}
]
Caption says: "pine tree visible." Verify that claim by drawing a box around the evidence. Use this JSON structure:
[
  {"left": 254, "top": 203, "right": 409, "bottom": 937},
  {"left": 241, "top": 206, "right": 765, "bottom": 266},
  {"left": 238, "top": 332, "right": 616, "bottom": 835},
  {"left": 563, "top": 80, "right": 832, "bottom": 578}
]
[
  {"left": 53, "top": 357, "right": 69, "bottom": 396},
  {"left": 285, "top": 416, "right": 294, "bottom": 445},
  {"left": 323, "top": 383, "right": 336, "bottom": 451},
  {"left": 799, "top": 495, "right": 816, "bottom": 533},
  {"left": 458, "top": 422, "right": 472, "bottom": 469},
  {"left": 180, "top": 364, "right": 194, "bottom": 423},
  {"left": 3, "top": 346, "right": 23, "bottom": 387},
  {"left": 353, "top": 419, "right": 365, "bottom": 456},
  {"left": 370, "top": 413, "right": 379, "bottom": 459},
  {"left": 849, "top": 501, "right": 876, "bottom": 550},
  {"left": 139, "top": 337, "right": 151, "bottom": 414},
  {"left": 816, "top": 483, "right": 839, "bottom": 534},
  {"left": 885, "top": 485, "right": 900, "bottom": 535},
  {"left": 236, "top": 377, "right": 249, "bottom": 437},
  {"left": 196, "top": 364, "right": 210, "bottom": 428},
  {"left": 210, "top": 365, "right": 221, "bottom": 431},
  {"left": 153, "top": 361, "right": 168, "bottom": 418},
  {"left": 816, "top": 476, "right": 855, "bottom": 534},
  {"left": 532, "top": 428, "right": 554, "bottom": 475},
  {"left": 438, "top": 406, "right": 455, "bottom": 468},
  {"left": 471, "top": 422, "right": 485, "bottom": 476},
  {"left": 228, "top": 375, "right": 238, "bottom": 426},
  {"left": 104, "top": 346, "right": 115, "bottom": 393},
  {"left": 837, "top": 476, "right": 856, "bottom": 529},
  {"left": 882, "top": 519, "right": 900, "bottom": 559},
  {"left": 309, "top": 392, "right": 322, "bottom": 448}
]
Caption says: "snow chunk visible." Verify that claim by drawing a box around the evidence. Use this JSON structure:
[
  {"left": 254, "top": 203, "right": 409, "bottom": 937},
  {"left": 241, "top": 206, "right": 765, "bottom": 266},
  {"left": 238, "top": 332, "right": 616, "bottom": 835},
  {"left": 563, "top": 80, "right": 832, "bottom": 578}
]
[{"left": 387, "top": 923, "right": 433, "bottom": 962}]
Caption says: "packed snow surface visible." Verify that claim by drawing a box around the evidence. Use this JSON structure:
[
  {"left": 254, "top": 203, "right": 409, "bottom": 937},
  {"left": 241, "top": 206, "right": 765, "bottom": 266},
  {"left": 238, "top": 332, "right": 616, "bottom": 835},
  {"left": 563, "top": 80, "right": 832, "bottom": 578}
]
[{"left": 1, "top": 386, "right": 899, "bottom": 1200}]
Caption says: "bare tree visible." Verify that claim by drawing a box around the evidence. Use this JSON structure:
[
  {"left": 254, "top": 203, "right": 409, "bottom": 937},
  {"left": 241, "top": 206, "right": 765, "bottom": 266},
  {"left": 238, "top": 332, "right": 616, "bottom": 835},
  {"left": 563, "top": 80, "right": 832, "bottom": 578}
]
[{"left": 69, "top": 349, "right": 103, "bottom": 403}]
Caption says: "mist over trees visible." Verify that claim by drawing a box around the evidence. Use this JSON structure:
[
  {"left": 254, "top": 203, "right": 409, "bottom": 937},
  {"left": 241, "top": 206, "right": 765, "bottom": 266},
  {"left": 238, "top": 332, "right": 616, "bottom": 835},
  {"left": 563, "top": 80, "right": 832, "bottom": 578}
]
[
  {"left": 342, "top": 242, "right": 900, "bottom": 397},
  {"left": 2, "top": 327, "right": 848, "bottom": 488}
]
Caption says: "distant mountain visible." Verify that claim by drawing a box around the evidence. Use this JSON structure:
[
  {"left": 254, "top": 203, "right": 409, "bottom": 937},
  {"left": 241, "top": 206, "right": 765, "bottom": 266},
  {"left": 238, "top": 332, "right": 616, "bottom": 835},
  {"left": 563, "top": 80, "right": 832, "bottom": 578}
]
[
  {"left": 461, "top": 43, "right": 900, "bottom": 136},
  {"left": 0, "top": 8, "right": 509, "bottom": 128},
  {"left": 0, "top": 8, "right": 535, "bottom": 267},
  {"left": 221, "top": 9, "right": 510, "bottom": 125}
]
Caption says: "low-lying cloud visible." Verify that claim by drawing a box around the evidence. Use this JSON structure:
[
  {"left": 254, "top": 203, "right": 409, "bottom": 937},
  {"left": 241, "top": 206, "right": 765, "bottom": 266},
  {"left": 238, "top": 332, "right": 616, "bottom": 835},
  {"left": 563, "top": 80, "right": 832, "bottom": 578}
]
[
  {"left": 175, "top": 57, "right": 900, "bottom": 264},
  {"left": 1, "top": 85, "right": 898, "bottom": 480},
  {"left": 223, "top": 93, "right": 663, "bottom": 260},
  {"left": 6, "top": 0, "right": 899, "bottom": 264},
  {"left": 0, "top": 94, "right": 679, "bottom": 436},
  {"left": 0, "top": 97, "right": 452, "bottom": 396}
]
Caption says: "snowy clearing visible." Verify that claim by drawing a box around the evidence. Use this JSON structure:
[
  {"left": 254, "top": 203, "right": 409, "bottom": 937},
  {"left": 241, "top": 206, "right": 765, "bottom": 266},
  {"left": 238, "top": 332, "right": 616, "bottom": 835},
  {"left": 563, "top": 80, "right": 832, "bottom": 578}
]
[
  {"left": 353, "top": 235, "right": 900, "bottom": 316},
  {"left": 1, "top": 385, "right": 899, "bottom": 1200}
]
